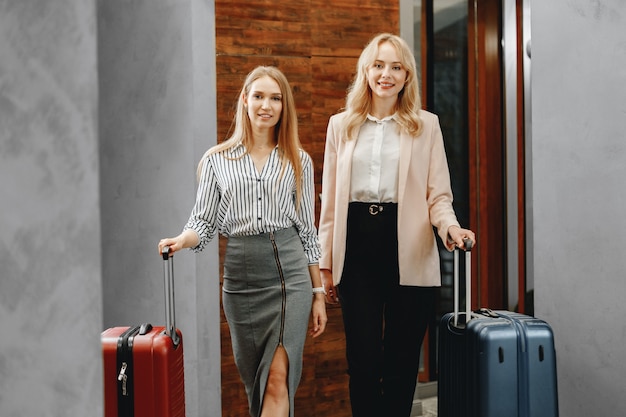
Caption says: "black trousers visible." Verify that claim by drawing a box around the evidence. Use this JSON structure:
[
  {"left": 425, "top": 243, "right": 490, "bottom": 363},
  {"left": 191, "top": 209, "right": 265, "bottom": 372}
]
[{"left": 338, "top": 202, "right": 436, "bottom": 417}]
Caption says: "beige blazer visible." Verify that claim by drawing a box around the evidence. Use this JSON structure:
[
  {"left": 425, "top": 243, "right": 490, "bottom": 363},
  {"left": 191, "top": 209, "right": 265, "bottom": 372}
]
[{"left": 318, "top": 110, "right": 460, "bottom": 287}]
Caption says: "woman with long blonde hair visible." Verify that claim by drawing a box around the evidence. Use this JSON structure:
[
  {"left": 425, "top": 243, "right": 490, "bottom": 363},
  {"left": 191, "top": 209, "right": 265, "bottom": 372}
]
[
  {"left": 160, "top": 66, "right": 327, "bottom": 417},
  {"left": 319, "top": 34, "right": 475, "bottom": 416}
]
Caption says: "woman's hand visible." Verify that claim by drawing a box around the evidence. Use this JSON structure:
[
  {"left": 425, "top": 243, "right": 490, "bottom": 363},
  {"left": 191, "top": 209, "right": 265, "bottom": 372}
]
[
  {"left": 158, "top": 230, "right": 200, "bottom": 256},
  {"left": 321, "top": 269, "right": 339, "bottom": 304},
  {"left": 309, "top": 294, "right": 327, "bottom": 338},
  {"left": 447, "top": 225, "right": 476, "bottom": 250},
  {"left": 158, "top": 237, "right": 181, "bottom": 256}
]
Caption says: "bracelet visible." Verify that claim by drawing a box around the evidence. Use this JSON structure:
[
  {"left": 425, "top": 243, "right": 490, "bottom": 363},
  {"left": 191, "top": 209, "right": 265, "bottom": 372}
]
[{"left": 312, "top": 286, "right": 327, "bottom": 295}]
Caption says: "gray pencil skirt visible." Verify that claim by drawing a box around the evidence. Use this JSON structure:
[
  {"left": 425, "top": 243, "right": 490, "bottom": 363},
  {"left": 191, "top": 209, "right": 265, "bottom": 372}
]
[{"left": 222, "top": 227, "right": 312, "bottom": 417}]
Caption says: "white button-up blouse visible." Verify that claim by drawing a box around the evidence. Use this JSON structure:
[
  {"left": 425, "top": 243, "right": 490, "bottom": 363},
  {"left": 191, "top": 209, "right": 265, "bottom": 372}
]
[{"left": 349, "top": 114, "right": 401, "bottom": 203}]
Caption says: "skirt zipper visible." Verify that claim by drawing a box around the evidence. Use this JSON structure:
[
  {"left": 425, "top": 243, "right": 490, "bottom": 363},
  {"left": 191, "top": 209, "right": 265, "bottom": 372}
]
[{"left": 269, "top": 231, "right": 287, "bottom": 345}]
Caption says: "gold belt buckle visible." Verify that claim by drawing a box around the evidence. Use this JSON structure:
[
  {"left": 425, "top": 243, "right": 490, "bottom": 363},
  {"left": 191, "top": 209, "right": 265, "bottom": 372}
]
[{"left": 369, "top": 204, "right": 383, "bottom": 215}]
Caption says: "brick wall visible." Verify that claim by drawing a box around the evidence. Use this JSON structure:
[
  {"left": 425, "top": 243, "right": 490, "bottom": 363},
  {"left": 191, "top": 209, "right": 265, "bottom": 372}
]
[{"left": 215, "top": 1, "right": 398, "bottom": 415}]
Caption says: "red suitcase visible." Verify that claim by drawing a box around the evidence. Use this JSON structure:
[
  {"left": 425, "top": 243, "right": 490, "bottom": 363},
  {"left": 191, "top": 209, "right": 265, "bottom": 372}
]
[{"left": 102, "top": 248, "right": 185, "bottom": 417}]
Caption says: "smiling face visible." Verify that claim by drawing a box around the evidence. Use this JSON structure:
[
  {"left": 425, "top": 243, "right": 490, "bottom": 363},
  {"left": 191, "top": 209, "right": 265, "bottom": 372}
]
[
  {"left": 366, "top": 41, "right": 408, "bottom": 103},
  {"left": 243, "top": 75, "right": 283, "bottom": 133}
]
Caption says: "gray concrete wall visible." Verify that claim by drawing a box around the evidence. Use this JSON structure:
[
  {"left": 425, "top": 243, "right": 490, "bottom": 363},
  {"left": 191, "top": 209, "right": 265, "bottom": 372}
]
[
  {"left": 0, "top": 0, "right": 220, "bottom": 416},
  {"left": 531, "top": 0, "right": 626, "bottom": 415},
  {"left": 98, "top": 0, "right": 220, "bottom": 416},
  {"left": 0, "top": 1, "right": 103, "bottom": 415},
  {"left": 8, "top": 1, "right": 626, "bottom": 416}
]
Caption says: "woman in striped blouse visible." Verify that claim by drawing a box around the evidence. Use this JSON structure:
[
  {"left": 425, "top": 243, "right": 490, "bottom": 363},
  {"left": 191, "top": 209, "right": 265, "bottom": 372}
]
[{"left": 158, "top": 66, "right": 327, "bottom": 417}]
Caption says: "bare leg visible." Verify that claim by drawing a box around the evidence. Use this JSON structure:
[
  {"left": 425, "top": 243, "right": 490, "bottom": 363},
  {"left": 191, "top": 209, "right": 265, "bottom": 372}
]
[{"left": 260, "top": 345, "right": 290, "bottom": 417}]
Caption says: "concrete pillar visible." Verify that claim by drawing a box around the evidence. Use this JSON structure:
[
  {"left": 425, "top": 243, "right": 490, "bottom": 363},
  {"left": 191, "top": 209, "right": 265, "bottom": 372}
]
[
  {"left": 0, "top": 1, "right": 102, "bottom": 415},
  {"left": 98, "top": 0, "right": 220, "bottom": 416}
]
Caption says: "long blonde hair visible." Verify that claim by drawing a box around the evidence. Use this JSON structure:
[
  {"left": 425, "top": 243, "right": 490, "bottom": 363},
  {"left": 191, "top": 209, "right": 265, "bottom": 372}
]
[
  {"left": 197, "top": 66, "right": 305, "bottom": 206},
  {"left": 342, "top": 33, "right": 423, "bottom": 140}
]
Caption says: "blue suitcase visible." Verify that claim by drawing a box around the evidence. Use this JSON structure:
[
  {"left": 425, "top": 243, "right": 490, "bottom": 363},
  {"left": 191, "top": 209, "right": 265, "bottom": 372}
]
[{"left": 437, "top": 242, "right": 559, "bottom": 417}]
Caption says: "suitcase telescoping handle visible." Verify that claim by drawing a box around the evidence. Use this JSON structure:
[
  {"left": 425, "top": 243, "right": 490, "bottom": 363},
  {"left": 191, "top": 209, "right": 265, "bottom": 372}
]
[
  {"left": 161, "top": 247, "right": 180, "bottom": 347},
  {"left": 453, "top": 238, "right": 474, "bottom": 327}
]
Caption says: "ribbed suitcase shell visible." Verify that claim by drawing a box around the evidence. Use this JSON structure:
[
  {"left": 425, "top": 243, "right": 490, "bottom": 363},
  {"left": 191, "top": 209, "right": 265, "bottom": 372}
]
[
  {"left": 438, "top": 312, "right": 519, "bottom": 417},
  {"left": 102, "top": 325, "right": 185, "bottom": 417}
]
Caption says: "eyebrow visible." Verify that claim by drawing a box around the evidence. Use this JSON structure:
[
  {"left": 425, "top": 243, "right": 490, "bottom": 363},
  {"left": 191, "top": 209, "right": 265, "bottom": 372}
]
[
  {"left": 374, "top": 59, "right": 403, "bottom": 65},
  {"left": 251, "top": 90, "right": 282, "bottom": 96}
]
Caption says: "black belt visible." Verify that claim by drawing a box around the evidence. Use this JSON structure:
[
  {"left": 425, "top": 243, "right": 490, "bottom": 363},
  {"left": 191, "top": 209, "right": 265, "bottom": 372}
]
[{"left": 349, "top": 202, "right": 397, "bottom": 216}]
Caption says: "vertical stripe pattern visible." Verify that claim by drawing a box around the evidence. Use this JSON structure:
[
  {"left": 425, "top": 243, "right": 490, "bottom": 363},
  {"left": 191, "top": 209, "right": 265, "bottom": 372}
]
[{"left": 184, "top": 144, "right": 321, "bottom": 263}]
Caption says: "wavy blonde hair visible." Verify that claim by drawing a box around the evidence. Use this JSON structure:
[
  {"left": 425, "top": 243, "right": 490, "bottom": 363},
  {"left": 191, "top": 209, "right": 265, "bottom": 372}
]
[
  {"left": 341, "top": 33, "right": 423, "bottom": 140},
  {"left": 197, "top": 66, "right": 305, "bottom": 206}
]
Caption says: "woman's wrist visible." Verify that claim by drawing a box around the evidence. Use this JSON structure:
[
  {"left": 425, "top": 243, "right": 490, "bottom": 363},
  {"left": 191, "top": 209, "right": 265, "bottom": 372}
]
[{"left": 312, "top": 286, "right": 327, "bottom": 295}]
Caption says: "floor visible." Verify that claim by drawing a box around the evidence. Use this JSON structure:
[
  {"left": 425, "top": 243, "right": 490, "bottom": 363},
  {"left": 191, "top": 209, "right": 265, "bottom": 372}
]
[
  {"left": 421, "top": 396, "right": 438, "bottom": 417},
  {"left": 414, "top": 382, "right": 438, "bottom": 417}
]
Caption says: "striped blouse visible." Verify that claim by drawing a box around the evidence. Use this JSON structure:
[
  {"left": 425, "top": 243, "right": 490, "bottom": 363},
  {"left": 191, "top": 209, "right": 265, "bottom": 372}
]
[{"left": 184, "top": 143, "right": 321, "bottom": 264}]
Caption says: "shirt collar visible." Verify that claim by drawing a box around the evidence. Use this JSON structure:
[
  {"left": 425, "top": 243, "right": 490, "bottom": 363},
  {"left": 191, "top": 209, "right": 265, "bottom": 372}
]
[
  {"left": 366, "top": 113, "right": 397, "bottom": 123},
  {"left": 229, "top": 141, "right": 278, "bottom": 155},
  {"left": 223, "top": 141, "right": 246, "bottom": 157}
]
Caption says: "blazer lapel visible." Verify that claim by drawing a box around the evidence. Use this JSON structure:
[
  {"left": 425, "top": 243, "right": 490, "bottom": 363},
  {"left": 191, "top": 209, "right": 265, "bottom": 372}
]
[
  {"left": 397, "top": 131, "right": 413, "bottom": 204},
  {"left": 339, "top": 135, "right": 357, "bottom": 192}
]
